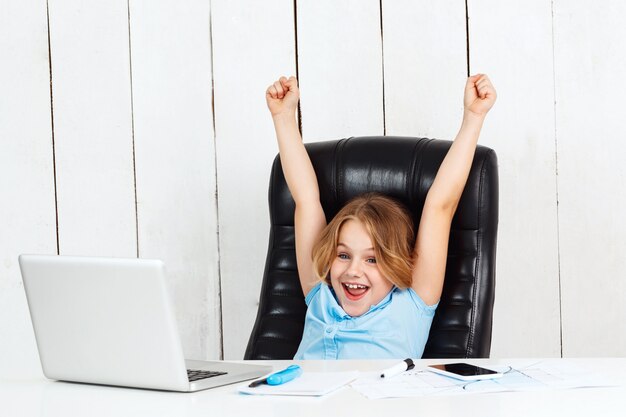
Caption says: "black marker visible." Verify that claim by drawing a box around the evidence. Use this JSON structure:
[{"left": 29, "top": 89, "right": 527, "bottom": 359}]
[{"left": 380, "top": 358, "right": 415, "bottom": 378}]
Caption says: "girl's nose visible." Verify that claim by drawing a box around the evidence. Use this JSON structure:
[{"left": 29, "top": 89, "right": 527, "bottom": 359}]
[{"left": 347, "top": 260, "right": 362, "bottom": 278}]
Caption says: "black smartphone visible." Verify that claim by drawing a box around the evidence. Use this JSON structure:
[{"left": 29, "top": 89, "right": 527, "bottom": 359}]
[{"left": 427, "top": 363, "right": 503, "bottom": 381}]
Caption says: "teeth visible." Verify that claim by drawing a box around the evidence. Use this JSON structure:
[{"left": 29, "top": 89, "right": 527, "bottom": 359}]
[{"left": 344, "top": 283, "right": 367, "bottom": 289}]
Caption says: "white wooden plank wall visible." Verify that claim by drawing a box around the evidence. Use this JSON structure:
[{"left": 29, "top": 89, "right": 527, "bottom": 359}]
[
  {"left": 383, "top": 0, "right": 467, "bottom": 139},
  {"left": 469, "top": 0, "right": 562, "bottom": 357},
  {"left": 212, "top": 0, "right": 295, "bottom": 359},
  {"left": 4, "top": 1, "right": 626, "bottom": 371},
  {"left": 129, "top": 0, "right": 221, "bottom": 360},
  {"left": 48, "top": 0, "right": 137, "bottom": 257},
  {"left": 554, "top": 0, "right": 626, "bottom": 357},
  {"left": 0, "top": 0, "right": 56, "bottom": 377},
  {"left": 298, "top": 0, "right": 384, "bottom": 140}
]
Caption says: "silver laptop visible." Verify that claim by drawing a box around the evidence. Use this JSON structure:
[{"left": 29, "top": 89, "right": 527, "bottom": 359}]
[{"left": 18, "top": 254, "right": 272, "bottom": 392}]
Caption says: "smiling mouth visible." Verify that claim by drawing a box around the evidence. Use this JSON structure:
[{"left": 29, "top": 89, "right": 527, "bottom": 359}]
[{"left": 342, "top": 282, "right": 370, "bottom": 301}]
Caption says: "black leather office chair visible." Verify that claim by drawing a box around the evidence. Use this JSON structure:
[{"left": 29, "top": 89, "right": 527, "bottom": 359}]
[{"left": 244, "top": 136, "right": 498, "bottom": 359}]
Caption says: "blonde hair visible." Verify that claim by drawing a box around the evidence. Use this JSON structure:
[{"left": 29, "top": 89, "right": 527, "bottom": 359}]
[{"left": 312, "top": 193, "right": 415, "bottom": 289}]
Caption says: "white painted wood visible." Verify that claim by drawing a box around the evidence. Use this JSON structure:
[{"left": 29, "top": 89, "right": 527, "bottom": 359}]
[
  {"left": 468, "top": 0, "right": 562, "bottom": 357},
  {"left": 0, "top": 0, "right": 56, "bottom": 377},
  {"left": 297, "top": 0, "right": 384, "bottom": 141},
  {"left": 383, "top": 0, "right": 467, "bottom": 139},
  {"left": 212, "top": 0, "right": 296, "bottom": 359},
  {"left": 129, "top": 1, "right": 221, "bottom": 360},
  {"left": 554, "top": 1, "right": 626, "bottom": 357},
  {"left": 48, "top": 0, "right": 136, "bottom": 257}
]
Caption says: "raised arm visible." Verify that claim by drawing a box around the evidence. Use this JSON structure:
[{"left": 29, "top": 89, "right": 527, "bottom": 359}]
[
  {"left": 411, "top": 74, "right": 497, "bottom": 306},
  {"left": 266, "top": 76, "right": 326, "bottom": 297}
]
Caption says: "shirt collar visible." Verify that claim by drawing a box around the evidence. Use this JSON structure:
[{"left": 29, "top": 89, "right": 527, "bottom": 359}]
[{"left": 365, "top": 286, "right": 395, "bottom": 314}]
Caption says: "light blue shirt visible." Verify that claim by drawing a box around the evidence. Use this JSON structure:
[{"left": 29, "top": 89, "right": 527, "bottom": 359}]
[{"left": 293, "top": 282, "right": 437, "bottom": 360}]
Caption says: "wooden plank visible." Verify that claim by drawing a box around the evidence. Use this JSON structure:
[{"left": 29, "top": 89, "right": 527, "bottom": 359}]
[
  {"left": 554, "top": 1, "right": 626, "bottom": 356},
  {"left": 0, "top": 0, "right": 56, "bottom": 377},
  {"left": 297, "top": 0, "right": 384, "bottom": 140},
  {"left": 383, "top": 0, "right": 467, "bottom": 139},
  {"left": 212, "top": 0, "right": 296, "bottom": 359},
  {"left": 129, "top": 1, "right": 221, "bottom": 360},
  {"left": 468, "top": 0, "right": 561, "bottom": 357},
  {"left": 48, "top": 0, "right": 136, "bottom": 257}
]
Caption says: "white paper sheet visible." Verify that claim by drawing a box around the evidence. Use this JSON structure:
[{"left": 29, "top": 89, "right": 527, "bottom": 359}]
[
  {"left": 238, "top": 371, "right": 359, "bottom": 396},
  {"left": 350, "top": 360, "right": 619, "bottom": 399}
]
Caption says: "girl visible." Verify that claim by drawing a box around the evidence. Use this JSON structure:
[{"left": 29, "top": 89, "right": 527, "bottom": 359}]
[{"left": 265, "top": 74, "right": 496, "bottom": 359}]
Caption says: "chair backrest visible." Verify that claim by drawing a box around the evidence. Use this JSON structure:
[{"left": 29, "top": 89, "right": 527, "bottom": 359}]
[{"left": 244, "top": 136, "right": 498, "bottom": 359}]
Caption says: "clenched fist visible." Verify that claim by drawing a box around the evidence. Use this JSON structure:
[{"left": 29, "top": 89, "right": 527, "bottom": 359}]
[
  {"left": 464, "top": 74, "right": 497, "bottom": 117},
  {"left": 266, "top": 76, "right": 299, "bottom": 117}
]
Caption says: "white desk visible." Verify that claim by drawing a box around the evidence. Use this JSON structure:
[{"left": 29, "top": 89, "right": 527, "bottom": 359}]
[{"left": 2, "top": 359, "right": 625, "bottom": 417}]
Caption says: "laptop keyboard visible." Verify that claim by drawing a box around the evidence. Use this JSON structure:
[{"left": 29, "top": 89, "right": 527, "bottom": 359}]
[{"left": 187, "top": 369, "right": 228, "bottom": 382}]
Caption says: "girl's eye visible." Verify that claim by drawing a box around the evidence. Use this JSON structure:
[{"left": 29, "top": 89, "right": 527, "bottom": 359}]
[
  {"left": 366, "top": 258, "right": 377, "bottom": 264},
  {"left": 338, "top": 253, "right": 349, "bottom": 260}
]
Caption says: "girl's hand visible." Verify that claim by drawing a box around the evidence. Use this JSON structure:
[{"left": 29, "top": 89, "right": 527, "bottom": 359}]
[
  {"left": 266, "top": 76, "right": 299, "bottom": 118},
  {"left": 463, "top": 74, "right": 497, "bottom": 117}
]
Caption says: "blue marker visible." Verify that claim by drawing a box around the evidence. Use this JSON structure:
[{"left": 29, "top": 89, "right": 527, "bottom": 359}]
[{"left": 248, "top": 365, "right": 303, "bottom": 387}]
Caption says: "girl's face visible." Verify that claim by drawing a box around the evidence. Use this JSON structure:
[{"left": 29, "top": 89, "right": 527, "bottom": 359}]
[{"left": 329, "top": 219, "right": 393, "bottom": 317}]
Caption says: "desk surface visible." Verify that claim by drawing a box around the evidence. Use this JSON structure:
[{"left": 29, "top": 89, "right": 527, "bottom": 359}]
[{"left": 2, "top": 358, "right": 626, "bottom": 417}]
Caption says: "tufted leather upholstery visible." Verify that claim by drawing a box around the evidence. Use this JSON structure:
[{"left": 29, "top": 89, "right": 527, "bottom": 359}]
[{"left": 244, "top": 136, "right": 498, "bottom": 359}]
